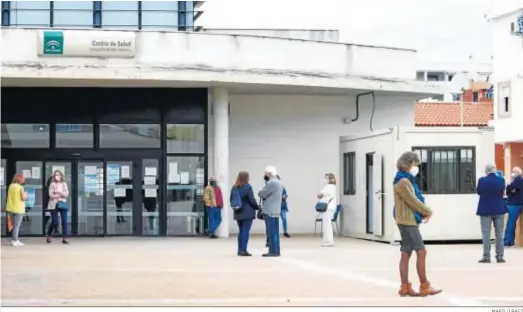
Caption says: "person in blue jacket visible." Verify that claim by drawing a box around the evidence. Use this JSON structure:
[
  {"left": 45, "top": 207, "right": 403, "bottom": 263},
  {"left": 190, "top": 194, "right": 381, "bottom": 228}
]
[
  {"left": 504, "top": 167, "right": 523, "bottom": 247},
  {"left": 476, "top": 164, "right": 507, "bottom": 263},
  {"left": 277, "top": 175, "right": 290, "bottom": 238}
]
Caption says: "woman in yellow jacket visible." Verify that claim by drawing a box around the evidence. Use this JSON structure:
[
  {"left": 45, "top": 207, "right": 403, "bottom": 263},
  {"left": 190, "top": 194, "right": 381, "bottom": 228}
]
[{"left": 6, "top": 173, "right": 27, "bottom": 247}]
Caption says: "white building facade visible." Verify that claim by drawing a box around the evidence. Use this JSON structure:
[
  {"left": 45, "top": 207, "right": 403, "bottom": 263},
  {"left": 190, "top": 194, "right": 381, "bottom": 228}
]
[
  {"left": 0, "top": 28, "right": 441, "bottom": 238},
  {"left": 490, "top": 5, "right": 523, "bottom": 246}
]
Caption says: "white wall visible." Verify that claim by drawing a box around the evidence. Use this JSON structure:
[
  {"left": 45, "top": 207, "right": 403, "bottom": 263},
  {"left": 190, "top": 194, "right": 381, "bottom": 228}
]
[
  {"left": 400, "top": 127, "right": 495, "bottom": 240},
  {"left": 211, "top": 93, "right": 419, "bottom": 234},
  {"left": 491, "top": 10, "right": 523, "bottom": 143},
  {"left": 340, "top": 126, "right": 495, "bottom": 242},
  {"left": 339, "top": 129, "right": 398, "bottom": 242},
  {"left": 1, "top": 28, "right": 420, "bottom": 84},
  {"left": 202, "top": 29, "right": 340, "bottom": 42}
]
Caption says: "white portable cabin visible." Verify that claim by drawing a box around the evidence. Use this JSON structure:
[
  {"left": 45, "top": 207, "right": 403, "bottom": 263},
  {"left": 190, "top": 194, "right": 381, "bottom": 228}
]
[{"left": 339, "top": 126, "right": 494, "bottom": 243}]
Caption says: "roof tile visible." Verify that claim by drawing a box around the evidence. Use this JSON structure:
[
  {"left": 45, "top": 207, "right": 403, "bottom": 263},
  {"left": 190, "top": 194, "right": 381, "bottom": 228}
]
[{"left": 415, "top": 102, "right": 493, "bottom": 127}]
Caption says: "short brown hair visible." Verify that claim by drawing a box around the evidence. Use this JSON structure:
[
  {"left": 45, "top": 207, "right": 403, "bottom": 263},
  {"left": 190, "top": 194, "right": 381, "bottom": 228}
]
[
  {"left": 325, "top": 173, "right": 336, "bottom": 185},
  {"left": 234, "top": 171, "right": 249, "bottom": 187},
  {"left": 12, "top": 173, "right": 25, "bottom": 184}
]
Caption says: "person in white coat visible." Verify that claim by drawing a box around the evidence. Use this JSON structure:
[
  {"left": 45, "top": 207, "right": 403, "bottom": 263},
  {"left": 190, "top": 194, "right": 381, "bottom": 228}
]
[{"left": 318, "top": 173, "right": 337, "bottom": 247}]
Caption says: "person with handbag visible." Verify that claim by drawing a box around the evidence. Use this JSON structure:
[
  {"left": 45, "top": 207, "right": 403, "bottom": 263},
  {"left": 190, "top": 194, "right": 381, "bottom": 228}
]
[
  {"left": 317, "top": 173, "right": 337, "bottom": 247},
  {"left": 46, "top": 170, "right": 70, "bottom": 244},
  {"left": 258, "top": 166, "right": 283, "bottom": 257},
  {"left": 6, "top": 173, "right": 28, "bottom": 247},
  {"left": 231, "top": 171, "right": 260, "bottom": 256}
]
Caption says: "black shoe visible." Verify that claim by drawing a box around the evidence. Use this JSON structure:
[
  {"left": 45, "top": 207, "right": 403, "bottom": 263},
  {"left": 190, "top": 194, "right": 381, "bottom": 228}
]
[
  {"left": 496, "top": 258, "right": 506, "bottom": 263},
  {"left": 62, "top": 239, "right": 70, "bottom": 245},
  {"left": 262, "top": 253, "right": 280, "bottom": 257},
  {"left": 283, "top": 233, "right": 291, "bottom": 238},
  {"left": 478, "top": 258, "right": 491, "bottom": 263},
  {"left": 209, "top": 234, "right": 218, "bottom": 239},
  {"left": 237, "top": 251, "right": 252, "bottom": 257}
]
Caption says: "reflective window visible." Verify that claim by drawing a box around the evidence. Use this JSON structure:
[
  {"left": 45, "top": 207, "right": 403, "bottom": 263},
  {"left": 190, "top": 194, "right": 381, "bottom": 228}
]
[
  {"left": 12, "top": 1, "right": 50, "bottom": 9},
  {"left": 141, "top": 11, "right": 178, "bottom": 27},
  {"left": 102, "top": 1, "right": 138, "bottom": 10},
  {"left": 102, "top": 11, "right": 138, "bottom": 27},
  {"left": 54, "top": 11, "right": 93, "bottom": 27},
  {"left": 185, "top": 1, "right": 194, "bottom": 27},
  {"left": 101, "top": 1, "right": 138, "bottom": 27},
  {"left": 142, "top": 1, "right": 178, "bottom": 10},
  {"left": 1, "top": 124, "right": 50, "bottom": 148},
  {"left": 54, "top": 1, "right": 92, "bottom": 9},
  {"left": 10, "top": 1, "right": 51, "bottom": 27},
  {"left": 100, "top": 124, "right": 160, "bottom": 148},
  {"left": 56, "top": 124, "right": 94, "bottom": 148},
  {"left": 54, "top": 1, "right": 93, "bottom": 27},
  {"left": 166, "top": 124, "right": 204, "bottom": 153}
]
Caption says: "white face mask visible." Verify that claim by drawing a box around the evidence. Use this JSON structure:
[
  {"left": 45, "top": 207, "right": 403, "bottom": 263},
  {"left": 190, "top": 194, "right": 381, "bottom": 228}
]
[
  {"left": 410, "top": 166, "right": 419, "bottom": 177},
  {"left": 512, "top": 172, "right": 518, "bottom": 178}
]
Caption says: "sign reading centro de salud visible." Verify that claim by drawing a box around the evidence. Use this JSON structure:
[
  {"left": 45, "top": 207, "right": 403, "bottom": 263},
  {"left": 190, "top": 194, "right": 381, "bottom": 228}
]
[{"left": 38, "top": 30, "right": 135, "bottom": 58}]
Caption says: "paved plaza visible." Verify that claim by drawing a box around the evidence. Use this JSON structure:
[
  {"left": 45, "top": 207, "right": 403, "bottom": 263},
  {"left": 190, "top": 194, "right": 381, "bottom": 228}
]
[{"left": 1, "top": 236, "right": 523, "bottom": 307}]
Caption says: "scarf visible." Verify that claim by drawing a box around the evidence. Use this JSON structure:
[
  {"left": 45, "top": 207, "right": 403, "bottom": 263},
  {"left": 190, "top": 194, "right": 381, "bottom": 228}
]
[
  {"left": 393, "top": 170, "right": 424, "bottom": 224},
  {"left": 213, "top": 186, "right": 223, "bottom": 208}
]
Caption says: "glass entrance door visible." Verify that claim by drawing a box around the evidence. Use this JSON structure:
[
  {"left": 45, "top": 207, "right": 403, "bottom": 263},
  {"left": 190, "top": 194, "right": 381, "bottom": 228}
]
[
  {"left": 44, "top": 162, "right": 73, "bottom": 236},
  {"left": 105, "top": 158, "right": 161, "bottom": 236},
  {"left": 77, "top": 161, "right": 104, "bottom": 236}
]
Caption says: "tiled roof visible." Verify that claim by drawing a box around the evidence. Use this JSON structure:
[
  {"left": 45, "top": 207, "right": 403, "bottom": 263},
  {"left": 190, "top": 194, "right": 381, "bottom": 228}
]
[{"left": 415, "top": 102, "right": 493, "bottom": 127}]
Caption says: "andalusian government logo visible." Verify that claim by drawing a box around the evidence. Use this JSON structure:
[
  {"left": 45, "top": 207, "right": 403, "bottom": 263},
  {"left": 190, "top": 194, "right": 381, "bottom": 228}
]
[{"left": 43, "top": 31, "right": 64, "bottom": 55}]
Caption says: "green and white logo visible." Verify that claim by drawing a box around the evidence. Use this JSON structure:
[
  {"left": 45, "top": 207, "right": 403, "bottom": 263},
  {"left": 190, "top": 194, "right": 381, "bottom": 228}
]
[{"left": 43, "top": 31, "right": 64, "bottom": 55}]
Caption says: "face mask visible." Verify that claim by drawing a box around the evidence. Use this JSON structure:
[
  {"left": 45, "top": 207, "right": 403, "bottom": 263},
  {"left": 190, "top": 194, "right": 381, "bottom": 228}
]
[
  {"left": 410, "top": 166, "right": 419, "bottom": 177},
  {"left": 512, "top": 173, "right": 518, "bottom": 178},
  {"left": 210, "top": 180, "right": 216, "bottom": 186},
  {"left": 263, "top": 175, "right": 269, "bottom": 181}
]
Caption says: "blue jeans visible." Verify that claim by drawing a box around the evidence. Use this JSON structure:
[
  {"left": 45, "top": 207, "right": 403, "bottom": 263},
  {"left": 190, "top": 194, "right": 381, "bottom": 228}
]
[
  {"left": 236, "top": 219, "right": 253, "bottom": 253},
  {"left": 504, "top": 204, "right": 522, "bottom": 246},
  {"left": 264, "top": 215, "right": 280, "bottom": 255},
  {"left": 47, "top": 209, "right": 68, "bottom": 238},
  {"left": 281, "top": 209, "right": 288, "bottom": 233},
  {"left": 208, "top": 207, "right": 222, "bottom": 235}
]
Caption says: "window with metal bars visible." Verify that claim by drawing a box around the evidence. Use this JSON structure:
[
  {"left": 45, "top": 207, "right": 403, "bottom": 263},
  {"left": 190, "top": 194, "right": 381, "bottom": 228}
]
[
  {"left": 412, "top": 147, "right": 476, "bottom": 194},
  {"left": 343, "top": 152, "right": 356, "bottom": 195}
]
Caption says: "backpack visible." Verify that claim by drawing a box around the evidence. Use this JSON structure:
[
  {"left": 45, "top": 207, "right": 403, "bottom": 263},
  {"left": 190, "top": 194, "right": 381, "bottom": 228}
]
[{"left": 230, "top": 187, "right": 243, "bottom": 211}]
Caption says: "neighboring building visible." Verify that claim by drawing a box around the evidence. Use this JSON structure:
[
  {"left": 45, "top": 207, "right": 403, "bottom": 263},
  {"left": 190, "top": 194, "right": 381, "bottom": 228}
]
[
  {"left": 201, "top": 28, "right": 339, "bottom": 41},
  {"left": 1, "top": 1, "right": 204, "bottom": 31},
  {"left": 340, "top": 126, "right": 494, "bottom": 242},
  {"left": 0, "top": 26, "right": 442, "bottom": 239},
  {"left": 490, "top": 5, "right": 523, "bottom": 246},
  {"left": 416, "top": 59, "right": 492, "bottom": 102}
]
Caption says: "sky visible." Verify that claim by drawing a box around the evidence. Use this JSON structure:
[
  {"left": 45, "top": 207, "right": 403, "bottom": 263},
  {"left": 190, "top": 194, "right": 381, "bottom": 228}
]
[{"left": 199, "top": 0, "right": 494, "bottom": 66}]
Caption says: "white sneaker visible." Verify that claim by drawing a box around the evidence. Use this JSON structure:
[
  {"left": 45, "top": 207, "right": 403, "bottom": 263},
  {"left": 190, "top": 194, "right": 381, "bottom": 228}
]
[
  {"left": 16, "top": 241, "right": 24, "bottom": 246},
  {"left": 11, "top": 240, "right": 20, "bottom": 247},
  {"left": 321, "top": 243, "right": 335, "bottom": 247}
]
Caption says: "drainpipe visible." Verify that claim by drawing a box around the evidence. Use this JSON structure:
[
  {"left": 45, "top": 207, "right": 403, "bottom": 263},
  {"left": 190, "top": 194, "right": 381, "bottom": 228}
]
[
  {"left": 460, "top": 88, "right": 464, "bottom": 127},
  {"left": 354, "top": 91, "right": 376, "bottom": 131}
]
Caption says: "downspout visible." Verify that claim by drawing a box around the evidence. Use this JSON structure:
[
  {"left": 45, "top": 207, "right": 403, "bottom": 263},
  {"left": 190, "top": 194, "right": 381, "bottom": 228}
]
[{"left": 353, "top": 91, "right": 376, "bottom": 131}]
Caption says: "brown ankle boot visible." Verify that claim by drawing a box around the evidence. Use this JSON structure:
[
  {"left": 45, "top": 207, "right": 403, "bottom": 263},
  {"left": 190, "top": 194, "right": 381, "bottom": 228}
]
[
  {"left": 419, "top": 281, "right": 442, "bottom": 296},
  {"left": 398, "top": 282, "right": 419, "bottom": 297}
]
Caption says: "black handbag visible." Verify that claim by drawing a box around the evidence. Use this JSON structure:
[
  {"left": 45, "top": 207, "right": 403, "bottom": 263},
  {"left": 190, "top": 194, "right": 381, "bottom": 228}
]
[
  {"left": 256, "top": 199, "right": 264, "bottom": 220},
  {"left": 315, "top": 198, "right": 332, "bottom": 213}
]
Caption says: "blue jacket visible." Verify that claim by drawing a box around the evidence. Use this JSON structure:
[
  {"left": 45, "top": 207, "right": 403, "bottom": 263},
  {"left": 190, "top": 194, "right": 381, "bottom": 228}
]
[
  {"left": 506, "top": 176, "right": 523, "bottom": 205},
  {"left": 476, "top": 173, "right": 507, "bottom": 216},
  {"left": 281, "top": 187, "right": 288, "bottom": 211},
  {"left": 231, "top": 184, "right": 259, "bottom": 221}
]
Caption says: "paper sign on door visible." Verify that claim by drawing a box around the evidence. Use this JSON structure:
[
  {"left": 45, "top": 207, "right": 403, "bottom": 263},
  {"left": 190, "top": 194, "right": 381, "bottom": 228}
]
[
  {"left": 114, "top": 188, "right": 126, "bottom": 198},
  {"left": 144, "top": 188, "right": 157, "bottom": 198}
]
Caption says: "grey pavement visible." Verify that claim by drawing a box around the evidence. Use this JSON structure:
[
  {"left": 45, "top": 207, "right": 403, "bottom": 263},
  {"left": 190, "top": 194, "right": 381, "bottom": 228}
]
[{"left": 1, "top": 236, "right": 523, "bottom": 307}]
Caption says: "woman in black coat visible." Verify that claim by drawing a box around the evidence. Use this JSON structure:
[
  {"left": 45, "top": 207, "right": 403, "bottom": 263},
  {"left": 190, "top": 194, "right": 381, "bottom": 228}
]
[{"left": 231, "top": 171, "right": 259, "bottom": 256}]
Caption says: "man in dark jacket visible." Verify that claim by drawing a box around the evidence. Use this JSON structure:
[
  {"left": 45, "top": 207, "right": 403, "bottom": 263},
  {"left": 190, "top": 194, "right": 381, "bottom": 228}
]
[
  {"left": 476, "top": 164, "right": 507, "bottom": 263},
  {"left": 504, "top": 167, "right": 523, "bottom": 247}
]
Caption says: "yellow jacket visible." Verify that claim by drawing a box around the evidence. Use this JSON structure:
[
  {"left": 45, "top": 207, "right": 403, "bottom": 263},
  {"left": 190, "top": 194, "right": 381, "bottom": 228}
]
[
  {"left": 203, "top": 186, "right": 217, "bottom": 207},
  {"left": 6, "top": 183, "right": 26, "bottom": 214}
]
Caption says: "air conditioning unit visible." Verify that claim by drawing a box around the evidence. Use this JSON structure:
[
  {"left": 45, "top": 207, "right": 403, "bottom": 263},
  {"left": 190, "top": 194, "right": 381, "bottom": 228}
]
[{"left": 512, "top": 12, "right": 523, "bottom": 36}]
